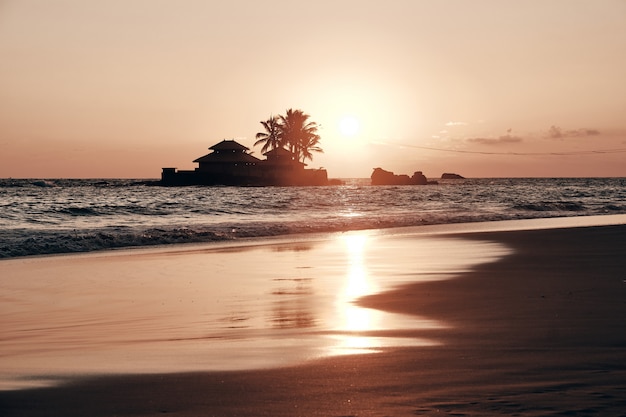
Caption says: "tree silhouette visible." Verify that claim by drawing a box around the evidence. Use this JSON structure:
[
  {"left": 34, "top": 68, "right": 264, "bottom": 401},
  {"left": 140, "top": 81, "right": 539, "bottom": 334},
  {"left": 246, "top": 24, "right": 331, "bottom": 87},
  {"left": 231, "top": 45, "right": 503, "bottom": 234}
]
[
  {"left": 278, "top": 108, "right": 322, "bottom": 162},
  {"left": 298, "top": 131, "right": 323, "bottom": 163},
  {"left": 255, "top": 109, "right": 323, "bottom": 163},
  {"left": 254, "top": 115, "right": 282, "bottom": 154}
]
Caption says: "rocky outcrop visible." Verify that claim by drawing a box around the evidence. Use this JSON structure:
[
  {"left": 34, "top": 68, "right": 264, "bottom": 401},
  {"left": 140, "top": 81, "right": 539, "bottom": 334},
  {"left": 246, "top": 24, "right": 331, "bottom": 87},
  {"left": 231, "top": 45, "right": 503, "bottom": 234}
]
[
  {"left": 371, "top": 168, "right": 430, "bottom": 185},
  {"left": 441, "top": 173, "right": 465, "bottom": 179},
  {"left": 412, "top": 171, "right": 428, "bottom": 185}
]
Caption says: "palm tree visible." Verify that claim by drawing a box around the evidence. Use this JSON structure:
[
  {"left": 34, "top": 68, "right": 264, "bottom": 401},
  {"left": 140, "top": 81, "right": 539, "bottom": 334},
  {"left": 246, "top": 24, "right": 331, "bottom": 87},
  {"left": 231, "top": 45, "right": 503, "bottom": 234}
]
[
  {"left": 254, "top": 115, "right": 282, "bottom": 154},
  {"left": 299, "top": 133, "right": 323, "bottom": 163},
  {"left": 279, "top": 108, "right": 323, "bottom": 162}
]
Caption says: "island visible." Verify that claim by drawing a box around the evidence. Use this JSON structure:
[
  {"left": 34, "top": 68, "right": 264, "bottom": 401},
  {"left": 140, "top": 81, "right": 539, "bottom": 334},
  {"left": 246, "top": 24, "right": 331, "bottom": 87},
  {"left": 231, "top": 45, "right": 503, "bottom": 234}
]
[
  {"left": 160, "top": 109, "right": 328, "bottom": 186},
  {"left": 161, "top": 139, "right": 328, "bottom": 186}
]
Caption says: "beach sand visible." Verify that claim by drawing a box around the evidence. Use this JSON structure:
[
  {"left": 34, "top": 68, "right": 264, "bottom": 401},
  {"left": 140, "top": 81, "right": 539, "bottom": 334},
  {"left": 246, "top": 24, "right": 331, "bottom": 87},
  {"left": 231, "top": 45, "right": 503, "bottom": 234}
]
[{"left": 1, "top": 221, "right": 625, "bottom": 416}]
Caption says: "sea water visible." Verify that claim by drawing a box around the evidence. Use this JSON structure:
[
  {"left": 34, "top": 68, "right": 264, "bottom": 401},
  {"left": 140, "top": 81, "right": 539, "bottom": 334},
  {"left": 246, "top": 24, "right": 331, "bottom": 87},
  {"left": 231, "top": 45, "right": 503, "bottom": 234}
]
[
  {"left": 1, "top": 177, "right": 625, "bottom": 258},
  {"left": 0, "top": 229, "right": 508, "bottom": 390},
  {"left": 1, "top": 177, "right": 625, "bottom": 390}
]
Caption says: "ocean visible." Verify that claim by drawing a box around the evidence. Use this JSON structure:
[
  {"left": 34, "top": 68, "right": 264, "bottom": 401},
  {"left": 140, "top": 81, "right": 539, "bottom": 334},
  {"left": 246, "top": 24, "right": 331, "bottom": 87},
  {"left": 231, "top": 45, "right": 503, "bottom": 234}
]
[
  {"left": 2, "top": 176, "right": 626, "bottom": 391},
  {"left": 1, "top": 177, "right": 625, "bottom": 258}
]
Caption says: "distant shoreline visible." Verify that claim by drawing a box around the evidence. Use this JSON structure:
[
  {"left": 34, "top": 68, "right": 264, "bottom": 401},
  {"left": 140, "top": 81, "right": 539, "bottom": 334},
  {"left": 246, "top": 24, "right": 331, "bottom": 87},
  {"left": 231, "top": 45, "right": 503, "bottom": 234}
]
[{"left": 4, "top": 176, "right": 626, "bottom": 181}]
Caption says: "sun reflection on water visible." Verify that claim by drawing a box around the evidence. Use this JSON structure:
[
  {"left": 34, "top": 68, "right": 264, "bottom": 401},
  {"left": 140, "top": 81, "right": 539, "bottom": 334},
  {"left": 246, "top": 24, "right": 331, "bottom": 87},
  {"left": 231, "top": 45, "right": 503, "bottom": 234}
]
[
  {"left": 340, "top": 234, "right": 377, "bottom": 331},
  {"left": 329, "top": 232, "right": 437, "bottom": 355}
]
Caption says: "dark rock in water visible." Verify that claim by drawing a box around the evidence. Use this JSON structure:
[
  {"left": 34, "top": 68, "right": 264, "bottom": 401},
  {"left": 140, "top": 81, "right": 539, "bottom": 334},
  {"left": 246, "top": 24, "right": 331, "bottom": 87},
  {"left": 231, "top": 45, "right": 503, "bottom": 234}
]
[
  {"left": 371, "top": 168, "right": 432, "bottom": 185},
  {"left": 371, "top": 168, "right": 400, "bottom": 185},
  {"left": 441, "top": 173, "right": 465, "bottom": 179},
  {"left": 412, "top": 171, "right": 428, "bottom": 185}
]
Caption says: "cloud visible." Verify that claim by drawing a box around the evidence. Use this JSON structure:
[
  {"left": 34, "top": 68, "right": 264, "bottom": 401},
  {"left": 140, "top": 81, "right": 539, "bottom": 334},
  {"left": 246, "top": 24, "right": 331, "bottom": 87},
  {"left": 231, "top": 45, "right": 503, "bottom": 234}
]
[
  {"left": 466, "top": 134, "right": 523, "bottom": 146},
  {"left": 547, "top": 125, "right": 601, "bottom": 139},
  {"left": 445, "top": 121, "right": 468, "bottom": 127}
]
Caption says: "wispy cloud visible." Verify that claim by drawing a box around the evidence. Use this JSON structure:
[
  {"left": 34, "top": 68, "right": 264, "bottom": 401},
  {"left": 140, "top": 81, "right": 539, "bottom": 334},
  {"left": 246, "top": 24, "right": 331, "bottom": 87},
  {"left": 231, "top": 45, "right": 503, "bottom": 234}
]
[
  {"left": 546, "top": 125, "right": 600, "bottom": 139},
  {"left": 466, "top": 130, "right": 523, "bottom": 146},
  {"left": 445, "top": 121, "right": 468, "bottom": 127}
]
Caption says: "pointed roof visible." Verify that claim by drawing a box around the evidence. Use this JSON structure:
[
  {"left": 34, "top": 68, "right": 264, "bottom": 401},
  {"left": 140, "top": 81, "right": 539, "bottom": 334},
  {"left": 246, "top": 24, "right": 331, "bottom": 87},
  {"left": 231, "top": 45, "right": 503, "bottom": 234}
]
[
  {"left": 194, "top": 153, "right": 260, "bottom": 163},
  {"left": 263, "top": 147, "right": 297, "bottom": 158},
  {"left": 263, "top": 147, "right": 306, "bottom": 167},
  {"left": 209, "top": 139, "right": 249, "bottom": 152},
  {"left": 194, "top": 139, "right": 260, "bottom": 164}
]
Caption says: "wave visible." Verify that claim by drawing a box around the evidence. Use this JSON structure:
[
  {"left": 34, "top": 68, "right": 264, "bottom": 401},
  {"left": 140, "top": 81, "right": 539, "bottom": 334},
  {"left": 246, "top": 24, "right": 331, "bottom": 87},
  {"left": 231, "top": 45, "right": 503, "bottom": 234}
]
[
  {"left": 58, "top": 206, "right": 100, "bottom": 216},
  {"left": 1, "top": 177, "right": 625, "bottom": 258},
  {"left": 0, "top": 227, "right": 228, "bottom": 258},
  {"left": 512, "top": 201, "right": 586, "bottom": 212},
  {"left": 0, "top": 211, "right": 616, "bottom": 259}
]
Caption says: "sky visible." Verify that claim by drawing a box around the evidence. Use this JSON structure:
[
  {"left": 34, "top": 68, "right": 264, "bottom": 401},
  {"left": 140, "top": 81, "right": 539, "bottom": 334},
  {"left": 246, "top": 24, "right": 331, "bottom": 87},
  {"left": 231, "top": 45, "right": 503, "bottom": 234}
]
[{"left": 1, "top": 0, "right": 625, "bottom": 179}]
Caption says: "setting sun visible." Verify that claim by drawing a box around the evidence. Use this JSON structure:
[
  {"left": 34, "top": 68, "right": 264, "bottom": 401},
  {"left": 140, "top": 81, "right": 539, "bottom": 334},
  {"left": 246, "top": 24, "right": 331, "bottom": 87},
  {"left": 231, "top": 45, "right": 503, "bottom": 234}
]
[{"left": 339, "top": 116, "right": 360, "bottom": 137}]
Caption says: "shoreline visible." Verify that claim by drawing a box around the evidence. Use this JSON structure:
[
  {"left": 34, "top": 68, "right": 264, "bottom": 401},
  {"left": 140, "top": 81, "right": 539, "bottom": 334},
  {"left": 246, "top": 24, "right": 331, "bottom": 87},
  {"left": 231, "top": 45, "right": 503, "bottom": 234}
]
[
  {"left": 3, "top": 213, "right": 626, "bottom": 262},
  {"left": 1, "top": 220, "right": 625, "bottom": 416}
]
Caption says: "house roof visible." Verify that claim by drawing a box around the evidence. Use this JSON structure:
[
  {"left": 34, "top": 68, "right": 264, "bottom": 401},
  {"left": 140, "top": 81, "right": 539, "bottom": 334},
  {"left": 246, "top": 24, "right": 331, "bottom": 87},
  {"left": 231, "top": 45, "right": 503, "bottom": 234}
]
[
  {"left": 209, "top": 139, "right": 250, "bottom": 151},
  {"left": 263, "top": 147, "right": 296, "bottom": 158},
  {"left": 263, "top": 147, "right": 306, "bottom": 167},
  {"left": 194, "top": 152, "right": 261, "bottom": 164}
]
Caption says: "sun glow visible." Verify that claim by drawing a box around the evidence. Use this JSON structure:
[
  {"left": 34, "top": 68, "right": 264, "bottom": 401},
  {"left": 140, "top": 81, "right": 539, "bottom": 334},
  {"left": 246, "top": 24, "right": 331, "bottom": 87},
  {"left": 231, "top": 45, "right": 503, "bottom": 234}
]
[{"left": 338, "top": 115, "right": 360, "bottom": 137}]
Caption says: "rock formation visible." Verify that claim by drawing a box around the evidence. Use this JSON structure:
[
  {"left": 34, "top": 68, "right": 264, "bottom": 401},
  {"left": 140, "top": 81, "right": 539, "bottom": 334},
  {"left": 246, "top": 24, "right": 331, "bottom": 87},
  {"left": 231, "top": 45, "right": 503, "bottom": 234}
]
[
  {"left": 441, "top": 173, "right": 465, "bottom": 179},
  {"left": 371, "top": 168, "right": 430, "bottom": 185}
]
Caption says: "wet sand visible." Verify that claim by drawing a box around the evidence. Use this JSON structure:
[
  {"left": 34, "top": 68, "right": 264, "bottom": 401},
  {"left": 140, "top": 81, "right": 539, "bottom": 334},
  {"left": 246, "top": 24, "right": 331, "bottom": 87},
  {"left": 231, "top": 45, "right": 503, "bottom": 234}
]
[{"left": 1, "top": 221, "right": 626, "bottom": 416}]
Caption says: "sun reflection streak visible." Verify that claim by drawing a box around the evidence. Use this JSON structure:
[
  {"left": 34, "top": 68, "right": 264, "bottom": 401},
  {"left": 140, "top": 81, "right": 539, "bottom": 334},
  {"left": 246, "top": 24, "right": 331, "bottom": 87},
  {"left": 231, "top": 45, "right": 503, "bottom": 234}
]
[
  {"left": 343, "top": 234, "right": 373, "bottom": 296},
  {"left": 327, "top": 232, "right": 442, "bottom": 355},
  {"left": 331, "top": 233, "right": 388, "bottom": 353},
  {"left": 340, "top": 234, "right": 378, "bottom": 332}
]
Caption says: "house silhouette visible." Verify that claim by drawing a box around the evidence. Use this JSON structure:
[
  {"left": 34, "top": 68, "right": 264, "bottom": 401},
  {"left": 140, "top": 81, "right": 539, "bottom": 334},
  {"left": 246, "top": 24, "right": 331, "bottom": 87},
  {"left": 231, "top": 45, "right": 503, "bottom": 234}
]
[{"left": 161, "top": 140, "right": 328, "bottom": 186}]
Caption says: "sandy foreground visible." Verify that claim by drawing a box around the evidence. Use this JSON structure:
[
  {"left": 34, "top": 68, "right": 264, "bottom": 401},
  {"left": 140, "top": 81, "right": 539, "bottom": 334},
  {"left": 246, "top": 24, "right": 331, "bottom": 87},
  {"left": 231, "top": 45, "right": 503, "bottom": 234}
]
[{"left": 1, "top": 218, "right": 625, "bottom": 416}]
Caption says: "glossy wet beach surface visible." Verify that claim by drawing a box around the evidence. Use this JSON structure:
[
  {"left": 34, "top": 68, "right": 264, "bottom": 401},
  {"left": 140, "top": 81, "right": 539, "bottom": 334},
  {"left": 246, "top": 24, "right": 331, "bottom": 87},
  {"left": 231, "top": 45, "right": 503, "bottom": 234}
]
[{"left": 0, "top": 229, "right": 509, "bottom": 390}]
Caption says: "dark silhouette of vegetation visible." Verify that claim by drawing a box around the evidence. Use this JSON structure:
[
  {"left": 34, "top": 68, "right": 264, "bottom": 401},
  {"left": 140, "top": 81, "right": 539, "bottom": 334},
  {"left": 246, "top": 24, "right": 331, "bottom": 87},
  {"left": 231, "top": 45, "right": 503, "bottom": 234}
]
[
  {"left": 255, "top": 108, "right": 323, "bottom": 163},
  {"left": 254, "top": 115, "right": 282, "bottom": 154}
]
